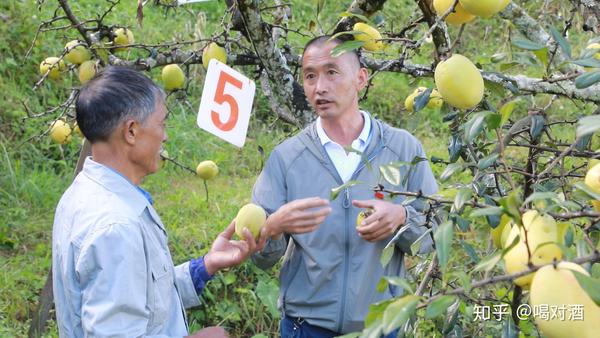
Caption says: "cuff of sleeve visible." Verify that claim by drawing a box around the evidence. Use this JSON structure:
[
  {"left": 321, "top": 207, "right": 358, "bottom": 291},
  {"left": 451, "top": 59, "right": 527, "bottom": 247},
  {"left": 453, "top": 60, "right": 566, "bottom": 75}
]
[
  {"left": 189, "top": 256, "right": 214, "bottom": 295},
  {"left": 175, "top": 261, "right": 202, "bottom": 309}
]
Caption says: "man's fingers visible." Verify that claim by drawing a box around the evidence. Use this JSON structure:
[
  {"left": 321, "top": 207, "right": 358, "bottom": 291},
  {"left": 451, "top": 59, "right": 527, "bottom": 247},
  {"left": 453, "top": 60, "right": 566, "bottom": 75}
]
[
  {"left": 352, "top": 199, "right": 374, "bottom": 209},
  {"left": 242, "top": 228, "right": 257, "bottom": 252},
  {"left": 220, "top": 220, "right": 236, "bottom": 239},
  {"left": 291, "top": 196, "right": 330, "bottom": 210}
]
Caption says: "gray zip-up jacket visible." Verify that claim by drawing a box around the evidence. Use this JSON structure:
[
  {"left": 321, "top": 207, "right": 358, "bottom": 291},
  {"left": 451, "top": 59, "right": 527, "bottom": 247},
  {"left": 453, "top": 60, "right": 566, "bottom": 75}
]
[{"left": 252, "top": 113, "right": 438, "bottom": 334}]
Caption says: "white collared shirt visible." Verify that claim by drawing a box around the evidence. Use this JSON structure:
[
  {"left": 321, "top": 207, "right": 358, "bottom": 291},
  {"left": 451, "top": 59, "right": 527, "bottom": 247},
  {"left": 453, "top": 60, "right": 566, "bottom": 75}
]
[{"left": 316, "top": 110, "right": 371, "bottom": 182}]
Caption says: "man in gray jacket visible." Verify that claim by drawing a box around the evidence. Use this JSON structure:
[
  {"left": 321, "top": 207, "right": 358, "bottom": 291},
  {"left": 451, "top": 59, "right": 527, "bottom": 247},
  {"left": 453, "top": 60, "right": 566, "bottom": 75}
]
[{"left": 252, "top": 36, "right": 438, "bottom": 337}]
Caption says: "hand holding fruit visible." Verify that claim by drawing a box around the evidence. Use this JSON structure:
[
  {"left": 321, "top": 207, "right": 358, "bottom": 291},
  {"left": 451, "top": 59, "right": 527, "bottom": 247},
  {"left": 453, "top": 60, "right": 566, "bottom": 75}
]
[
  {"left": 353, "top": 199, "right": 406, "bottom": 242},
  {"left": 203, "top": 220, "right": 265, "bottom": 275},
  {"left": 264, "top": 197, "right": 331, "bottom": 239}
]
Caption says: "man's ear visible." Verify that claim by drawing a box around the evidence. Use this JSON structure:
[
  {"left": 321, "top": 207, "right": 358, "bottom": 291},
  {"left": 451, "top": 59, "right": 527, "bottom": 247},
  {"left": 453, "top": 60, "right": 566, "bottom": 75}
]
[
  {"left": 122, "top": 119, "right": 138, "bottom": 146},
  {"left": 357, "top": 67, "right": 369, "bottom": 91}
]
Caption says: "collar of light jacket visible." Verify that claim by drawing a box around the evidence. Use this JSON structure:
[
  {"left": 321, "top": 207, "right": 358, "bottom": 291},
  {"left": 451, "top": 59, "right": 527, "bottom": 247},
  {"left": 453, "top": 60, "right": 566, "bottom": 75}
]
[
  {"left": 315, "top": 110, "right": 371, "bottom": 149},
  {"left": 81, "top": 156, "right": 153, "bottom": 217},
  {"left": 300, "top": 111, "right": 386, "bottom": 173}
]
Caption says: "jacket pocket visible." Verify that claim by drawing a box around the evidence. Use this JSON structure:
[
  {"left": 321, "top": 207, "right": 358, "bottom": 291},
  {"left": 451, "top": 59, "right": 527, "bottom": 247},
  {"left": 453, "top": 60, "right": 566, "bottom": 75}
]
[{"left": 149, "top": 263, "right": 172, "bottom": 328}]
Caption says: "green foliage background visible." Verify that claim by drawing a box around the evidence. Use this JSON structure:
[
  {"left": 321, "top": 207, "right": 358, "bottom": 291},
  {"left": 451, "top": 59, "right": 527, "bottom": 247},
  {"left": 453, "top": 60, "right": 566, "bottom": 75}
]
[{"left": 1, "top": 0, "right": 600, "bottom": 337}]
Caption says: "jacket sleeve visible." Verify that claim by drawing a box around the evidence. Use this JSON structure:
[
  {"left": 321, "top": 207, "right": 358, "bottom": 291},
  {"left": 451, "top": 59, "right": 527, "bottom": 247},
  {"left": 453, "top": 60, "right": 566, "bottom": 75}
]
[
  {"left": 251, "top": 149, "right": 289, "bottom": 270},
  {"left": 76, "top": 222, "right": 174, "bottom": 338},
  {"left": 391, "top": 140, "right": 439, "bottom": 255}
]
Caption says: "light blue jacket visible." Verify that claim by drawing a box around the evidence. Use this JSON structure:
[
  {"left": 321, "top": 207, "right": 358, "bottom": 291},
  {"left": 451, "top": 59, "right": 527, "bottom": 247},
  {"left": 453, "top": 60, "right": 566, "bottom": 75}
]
[
  {"left": 52, "top": 158, "right": 200, "bottom": 337},
  {"left": 252, "top": 113, "right": 438, "bottom": 333}
]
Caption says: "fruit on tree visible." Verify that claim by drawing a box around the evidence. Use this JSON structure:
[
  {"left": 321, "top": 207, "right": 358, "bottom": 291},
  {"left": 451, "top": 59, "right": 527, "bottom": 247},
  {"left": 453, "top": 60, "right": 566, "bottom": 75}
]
[
  {"left": 491, "top": 214, "right": 512, "bottom": 249},
  {"left": 113, "top": 28, "right": 134, "bottom": 51},
  {"left": 434, "top": 54, "right": 484, "bottom": 109},
  {"left": 78, "top": 60, "right": 97, "bottom": 84},
  {"left": 64, "top": 40, "right": 91, "bottom": 65},
  {"left": 161, "top": 64, "right": 185, "bottom": 91},
  {"left": 584, "top": 162, "right": 600, "bottom": 211},
  {"left": 353, "top": 22, "right": 385, "bottom": 52},
  {"left": 50, "top": 120, "right": 72, "bottom": 144},
  {"left": 433, "top": 0, "right": 475, "bottom": 25},
  {"left": 202, "top": 42, "right": 227, "bottom": 69},
  {"left": 356, "top": 208, "right": 374, "bottom": 228},
  {"left": 196, "top": 160, "right": 219, "bottom": 180},
  {"left": 159, "top": 149, "right": 168, "bottom": 169},
  {"left": 459, "top": 0, "right": 510, "bottom": 18},
  {"left": 585, "top": 43, "right": 600, "bottom": 60},
  {"left": 404, "top": 87, "right": 443, "bottom": 112},
  {"left": 530, "top": 262, "right": 600, "bottom": 338},
  {"left": 39, "top": 57, "right": 65, "bottom": 80},
  {"left": 502, "top": 210, "right": 563, "bottom": 288},
  {"left": 235, "top": 203, "right": 267, "bottom": 239}
]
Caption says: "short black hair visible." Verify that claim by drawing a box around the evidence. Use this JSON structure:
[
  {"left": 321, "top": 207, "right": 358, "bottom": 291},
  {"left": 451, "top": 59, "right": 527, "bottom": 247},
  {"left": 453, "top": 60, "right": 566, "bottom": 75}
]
[
  {"left": 302, "top": 35, "right": 362, "bottom": 67},
  {"left": 75, "top": 66, "right": 165, "bottom": 143}
]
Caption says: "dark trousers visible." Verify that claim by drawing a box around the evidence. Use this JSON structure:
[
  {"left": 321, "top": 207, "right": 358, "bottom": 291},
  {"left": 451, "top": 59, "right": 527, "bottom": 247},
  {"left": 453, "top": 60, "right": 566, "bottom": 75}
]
[{"left": 280, "top": 315, "right": 399, "bottom": 338}]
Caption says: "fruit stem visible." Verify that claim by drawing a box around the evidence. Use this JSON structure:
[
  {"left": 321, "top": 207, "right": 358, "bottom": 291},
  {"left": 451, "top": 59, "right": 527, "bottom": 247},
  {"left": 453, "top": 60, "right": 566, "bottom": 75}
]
[{"left": 203, "top": 179, "right": 209, "bottom": 203}]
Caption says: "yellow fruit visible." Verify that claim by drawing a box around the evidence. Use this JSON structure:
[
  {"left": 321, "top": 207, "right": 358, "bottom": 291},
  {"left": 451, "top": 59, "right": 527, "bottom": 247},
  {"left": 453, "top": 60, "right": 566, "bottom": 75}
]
[
  {"left": 356, "top": 209, "right": 374, "bottom": 228},
  {"left": 39, "top": 57, "right": 65, "bottom": 80},
  {"left": 113, "top": 28, "right": 134, "bottom": 51},
  {"left": 433, "top": 0, "right": 475, "bottom": 25},
  {"left": 78, "top": 60, "right": 97, "bottom": 84},
  {"left": 196, "top": 160, "right": 219, "bottom": 180},
  {"left": 404, "top": 87, "right": 444, "bottom": 112},
  {"left": 50, "top": 120, "right": 72, "bottom": 144},
  {"left": 353, "top": 22, "right": 385, "bottom": 52},
  {"left": 503, "top": 210, "right": 563, "bottom": 288},
  {"left": 584, "top": 162, "right": 600, "bottom": 211},
  {"left": 491, "top": 214, "right": 511, "bottom": 249},
  {"left": 235, "top": 203, "right": 267, "bottom": 238},
  {"left": 64, "top": 40, "right": 91, "bottom": 65},
  {"left": 459, "top": 0, "right": 510, "bottom": 18},
  {"left": 73, "top": 122, "right": 82, "bottom": 137},
  {"left": 530, "top": 262, "right": 600, "bottom": 338},
  {"left": 586, "top": 43, "right": 600, "bottom": 60},
  {"left": 434, "top": 54, "right": 484, "bottom": 109},
  {"left": 161, "top": 64, "right": 185, "bottom": 91},
  {"left": 588, "top": 149, "right": 600, "bottom": 170},
  {"left": 202, "top": 42, "right": 227, "bottom": 69}
]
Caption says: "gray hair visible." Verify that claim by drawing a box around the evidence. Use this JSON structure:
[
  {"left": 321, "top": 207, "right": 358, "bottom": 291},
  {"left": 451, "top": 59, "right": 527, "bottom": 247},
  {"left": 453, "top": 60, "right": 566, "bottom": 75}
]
[{"left": 75, "top": 66, "right": 165, "bottom": 143}]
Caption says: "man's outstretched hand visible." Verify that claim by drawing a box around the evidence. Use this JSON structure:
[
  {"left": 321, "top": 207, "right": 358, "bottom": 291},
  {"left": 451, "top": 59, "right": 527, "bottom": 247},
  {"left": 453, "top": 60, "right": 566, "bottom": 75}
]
[{"left": 204, "top": 221, "right": 266, "bottom": 275}]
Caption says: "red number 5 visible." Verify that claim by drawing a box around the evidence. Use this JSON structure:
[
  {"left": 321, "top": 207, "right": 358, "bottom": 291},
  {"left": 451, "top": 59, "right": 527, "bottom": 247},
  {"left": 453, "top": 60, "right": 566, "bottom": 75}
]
[{"left": 211, "top": 70, "right": 243, "bottom": 131}]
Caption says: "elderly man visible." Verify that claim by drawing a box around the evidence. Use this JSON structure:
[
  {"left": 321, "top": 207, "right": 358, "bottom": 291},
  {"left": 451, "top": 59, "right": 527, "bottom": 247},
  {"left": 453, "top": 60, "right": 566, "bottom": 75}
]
[
  {"left": 252, "top": 36, "right": 438, "bottom": 337},
  {"left": 52, "top": 66, "right": 259, "bottom": 337}
]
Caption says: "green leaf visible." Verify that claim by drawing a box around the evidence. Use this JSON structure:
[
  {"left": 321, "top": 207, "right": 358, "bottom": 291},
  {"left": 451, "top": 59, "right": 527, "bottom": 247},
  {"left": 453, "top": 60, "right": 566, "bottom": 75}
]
[
  {"left": 572, "top": 271, "right": 600, "bottom": 307},
  {"left": 410, "top": 228, "right": 433, "bottom": 255},
  {"left": 338, "top": 11, "right": 371, "bottom": 24},
  {"left": 533, "top": 47, "right": 549, "bottom": 68},
  {"left": 414, "top": 88, "right": 432, "bottom": 112},
  {"left": 460, "top": 240, "right": 480, "bottom": 264},
  {"left": 448, "top": 135, "right": 463, "bottom": 163},
  {"left": 425, "top": 295, "right": 457, "bottom": 319},
  {"left": 474, "top": 251, "right": 502, "bottom": 272},
  {"left": 380, "top": 164, "right": 401, "bottom": 186},
  {"left": 499, "top": 100, "right": 518, "bottom": 126},
  {"left": 223, "top": 271, "right": 237, "bottom": 285},
  {"left": 256, "top": 279, "right": 280, "bottom": 318},
  {"left": 452, "top": 188, "right": 472, "bottom": 213},
  {"left": 530, "top": 115, "right": 546, "bottom": 141},
  {"left": 434, "top": 221, "right": 453, "bottom": 270},
  {"left": 512, "top": 37, "right": 545, "bottom": 51},
  {"left": 575, "top": 70, "right": 600, "bottom": 89},
  {"left": 410, "top": 228, "right": 432, "bottom": 255},
  {"left": 330, "top": 40, "right": 365, "bottom": 57},
  {"left": 335, "top": 333, "right": 360, "bottom": 338},
  {"left": 477, "top": 153, "right": 499, "bottom": 170},
  {"left": 330, "top": 180, "right": 362, "bottom": 200},
  {"left": 499, "top": 191, "right": 523, "bottom": 227},
  {"left": 380, "top": 244, "right": 394, "bottom": 267},
  {"left": 383, "top": 276, "right": 415, "bottom": 294},
  {"left": 440, "top": 163, "right": 465, "bottom": 182},
  {"left": 524, "top": 191, "right": 559, "bottom": 205},
  {"left": 549, "top": 25, "right": 571, "bottom": 59},
  {"left": 573, "top": 181, "right": 600, "bottom": 201},
  {"left": 250, "top": 335, "right": 269, "bottom": 338},
  {"left": 571, "top": 57, "right": 600, "bottom": 68},
  {"left": 464, "top": 111, "right": 492, "bottom": 143},
  {"left": 486, "top": 113, "right": 502, "bottom": 129},
  {"left": 469, "top": 206, "right": 503, "bottom": 218},
  {"left": 376, "top": 277, "right": 388, "bottom": 293},
  {"left": 576, "top": 115, "right": 600, "bottom": 138},
  {"left": 382, "top": 295, "right": 420, "bottom": 334},
  {"left": 365, "top": 299, "right": 395, "bottom": 326}
]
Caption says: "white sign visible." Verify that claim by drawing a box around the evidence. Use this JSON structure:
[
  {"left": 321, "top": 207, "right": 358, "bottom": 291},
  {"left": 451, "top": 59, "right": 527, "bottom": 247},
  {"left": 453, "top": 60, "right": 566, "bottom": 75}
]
[{"left": 197, "top": 59, "right": 256, "bottom": 148}]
